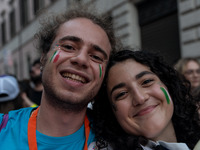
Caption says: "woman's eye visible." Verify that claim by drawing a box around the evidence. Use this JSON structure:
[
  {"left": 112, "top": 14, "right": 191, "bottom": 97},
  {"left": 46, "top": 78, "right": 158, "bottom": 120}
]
[
  {"left": 142, "top": 79, "right": 154, "bottom": 86},
  {"left": 115, "top": 91, "right": 128, "bottom": 100}
]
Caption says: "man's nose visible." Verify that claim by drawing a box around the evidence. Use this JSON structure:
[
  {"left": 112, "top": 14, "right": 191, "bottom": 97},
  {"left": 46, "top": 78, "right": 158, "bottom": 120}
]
[{"left": 70, "top": 49, "right": 89, "bottom": 69}]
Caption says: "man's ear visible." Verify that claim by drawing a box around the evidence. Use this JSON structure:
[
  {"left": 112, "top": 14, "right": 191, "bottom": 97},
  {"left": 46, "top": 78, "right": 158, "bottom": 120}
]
[{"left": 40, "top": 53, "right": 46, "bottom": 66}]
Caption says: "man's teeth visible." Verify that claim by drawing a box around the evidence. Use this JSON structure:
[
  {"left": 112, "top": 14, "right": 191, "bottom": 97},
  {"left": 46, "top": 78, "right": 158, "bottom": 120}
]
[{"left": 62, "top": 73, "right": 86, "bottom": 83}]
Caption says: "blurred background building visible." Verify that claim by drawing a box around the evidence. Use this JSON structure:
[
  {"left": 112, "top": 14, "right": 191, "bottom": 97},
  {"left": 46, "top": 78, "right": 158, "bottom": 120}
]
[{"left": 0, "top": 0, "right": 200, "bottom": 80}]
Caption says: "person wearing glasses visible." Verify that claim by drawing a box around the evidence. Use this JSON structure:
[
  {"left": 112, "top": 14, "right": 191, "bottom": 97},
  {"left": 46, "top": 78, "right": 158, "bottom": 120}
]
[{"left": 175, "top": 57, "right": 200, "bottom": 94}]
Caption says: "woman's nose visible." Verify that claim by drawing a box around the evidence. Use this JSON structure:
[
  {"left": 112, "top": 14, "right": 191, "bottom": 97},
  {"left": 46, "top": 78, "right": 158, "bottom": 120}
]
[{"left": 132, "top": 88, "right": 149, "bottom": 106}]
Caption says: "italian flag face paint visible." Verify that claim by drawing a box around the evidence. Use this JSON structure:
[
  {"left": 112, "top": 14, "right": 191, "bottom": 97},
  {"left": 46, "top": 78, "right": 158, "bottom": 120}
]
[
  {"left": 160, "top": 87, "right": 172, "bottom": 104},
  {"left": 49, "top": 50, "right": 61, "bottom": 63},
  {"left": 99, "top": 64, "right": 103, "bottom": 78}
]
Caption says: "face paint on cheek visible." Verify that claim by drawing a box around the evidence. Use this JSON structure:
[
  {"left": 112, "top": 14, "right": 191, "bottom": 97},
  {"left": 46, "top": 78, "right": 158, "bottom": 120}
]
[
  {"left": 160, "top": 87, "right": 172, "bottom": 104},
  {"left": 49, "top": 50, "right": 61, "bottom": 63},
  {"left": 99, "top": 64, "right": 103, "bottom": 79},
  {"left": 50, "top": 41, "right": 59, "bottom": 51}
]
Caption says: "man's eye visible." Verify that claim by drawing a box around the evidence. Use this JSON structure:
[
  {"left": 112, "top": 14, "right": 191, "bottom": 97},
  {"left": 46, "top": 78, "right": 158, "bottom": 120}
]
[
  {"left": 62, "top": 45, "right": 75, "bottom": 50},
  {"left": 115, "top": 91, "right": 128, "bottom": 101},
  {"left": 90, "top": 55, "right": 104, "bottom": 63}
]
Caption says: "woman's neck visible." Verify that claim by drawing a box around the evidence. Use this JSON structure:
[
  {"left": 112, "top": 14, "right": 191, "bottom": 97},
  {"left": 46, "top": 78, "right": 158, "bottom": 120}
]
[{"left": 152, "top": 121, "right": 177, "bottom": 143}]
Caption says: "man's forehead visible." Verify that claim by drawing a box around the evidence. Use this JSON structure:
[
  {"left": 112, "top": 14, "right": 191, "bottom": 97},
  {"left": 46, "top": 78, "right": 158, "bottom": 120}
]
[{"left": 54, "top": 18, "right": 111, "bottom": 55}]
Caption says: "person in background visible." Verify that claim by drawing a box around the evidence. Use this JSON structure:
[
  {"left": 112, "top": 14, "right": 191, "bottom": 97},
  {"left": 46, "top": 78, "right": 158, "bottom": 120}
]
[
  {"left": 0, "top": 3, "right": 117, "bottom": 150},
  {"left": 92, "top": 49, "right": 200, "bottom": 150},
  {"left": 174, "top": 57, "right": 200, "bottom": 94},
  {"left": 20, "top": 59, "right": 43, "bottom": 107},
  {"left": 0, "top": 75, "right": 23, "bottom": 114}
]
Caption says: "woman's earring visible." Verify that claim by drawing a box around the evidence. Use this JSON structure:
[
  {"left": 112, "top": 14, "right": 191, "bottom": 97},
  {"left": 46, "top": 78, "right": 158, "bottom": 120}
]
[
  {"left": 111, "top": 103, "right": 117, "bottom": 111},
  {"left": 40, "top": 66, "right": 43, "bottom": 72}
]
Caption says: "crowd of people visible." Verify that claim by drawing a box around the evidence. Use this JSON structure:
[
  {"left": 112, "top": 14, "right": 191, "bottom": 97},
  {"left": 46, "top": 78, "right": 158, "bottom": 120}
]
[
  {"left": 0, "top": 58, "right": 43, "bottom": 114},
  {"left": 0, "top": 3, "right": 200, "bottom": 150},
  {"left": 20, "top": 58, "right": 43, "bottom": 107},
  {"left": 0, "top": 75, "right": 22, "bottom": 114}
]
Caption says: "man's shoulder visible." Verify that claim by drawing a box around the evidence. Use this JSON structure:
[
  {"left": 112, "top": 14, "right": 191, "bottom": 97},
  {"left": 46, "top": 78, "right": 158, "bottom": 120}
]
[
  {"left": 8, "top": 107, "right": 35, "bottom": 115},
  {"left": 0, "top": 107, "right": 33, "bottom": 118},
  {"left": 0, "top": 107, "right": 35, "bottom": 133},
  {"left": 6, "top": 107, "right": 35, "bottom": 123}
]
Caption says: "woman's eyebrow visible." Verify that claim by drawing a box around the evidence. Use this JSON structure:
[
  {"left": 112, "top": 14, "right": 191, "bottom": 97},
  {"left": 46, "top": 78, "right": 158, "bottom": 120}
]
[
  {"left": 110, "top": 71, "right": 154, "bottom": 95},
  {"left": 135, "top": 71, "right": 154, "bottom": 80},
  {"left": 110, "top": 83, "right": 126, "bottom": 95}
]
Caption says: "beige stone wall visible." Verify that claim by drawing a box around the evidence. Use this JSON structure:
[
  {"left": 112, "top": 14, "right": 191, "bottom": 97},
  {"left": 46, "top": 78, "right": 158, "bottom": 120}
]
[
  {"left": 178, "top": 0, "right": 200, "bottom": 57},
  {"left": 1, "top": 0, "right": 199, "bottom": 80}
]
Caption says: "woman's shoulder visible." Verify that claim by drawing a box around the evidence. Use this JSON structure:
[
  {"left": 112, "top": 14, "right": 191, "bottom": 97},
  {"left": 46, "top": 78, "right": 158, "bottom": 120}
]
[{"left": 194, "top": 139, "right": 200, "bottom": 150}]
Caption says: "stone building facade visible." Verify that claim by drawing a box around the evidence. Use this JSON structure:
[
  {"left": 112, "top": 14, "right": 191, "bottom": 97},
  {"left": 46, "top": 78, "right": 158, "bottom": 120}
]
[{"left": 0, "top": 0, "right": 199, "bottom": 80}]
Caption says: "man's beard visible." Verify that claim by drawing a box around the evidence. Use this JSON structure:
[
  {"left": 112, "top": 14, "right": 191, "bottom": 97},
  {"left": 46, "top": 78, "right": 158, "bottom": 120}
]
[{"left": 42, "top": 81, "right": 96, "bottom": 113}]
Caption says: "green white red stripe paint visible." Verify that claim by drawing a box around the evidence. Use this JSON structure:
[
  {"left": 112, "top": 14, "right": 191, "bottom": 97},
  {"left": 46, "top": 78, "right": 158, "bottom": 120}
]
[
  {"left": 160, "top": 87, "right": 172, "bottom": 104},
  {"left": 99, "top": 64, "right": 103, "bottom": 78},
  {"left": 49, "top": 50, "right": 61, "bottom": 63}
]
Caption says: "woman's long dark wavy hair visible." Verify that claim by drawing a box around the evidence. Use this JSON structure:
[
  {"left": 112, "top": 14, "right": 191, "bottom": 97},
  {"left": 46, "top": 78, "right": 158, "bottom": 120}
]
[{"left": 91, "top": 49, "right": 200, "bottom": 150}]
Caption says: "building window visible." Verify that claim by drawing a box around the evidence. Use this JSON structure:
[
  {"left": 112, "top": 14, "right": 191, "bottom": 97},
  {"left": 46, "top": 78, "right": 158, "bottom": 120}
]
[
  {"left": 136, "top": 0, "right": 180, "bottom": 65},
  {"left": 27, "top": 54, "right": 31, "bottom": 73},
  {"left": 68, "top": 0, "right": 82, "bottom": 5},
  {"left": 14, "top": 61, "right": 18, "bottom": 77},
  {"left": 34, "top": 0, "right": 44, "bottom": 15},
  {"left": 1, "top": 21, "right": 6, "bottom": 45},
  {"left": 10, "top": 9, "right": 16, "bottom": 38},
  {"left": 19, "top": 0, "right": 28, "bottom": 27}
]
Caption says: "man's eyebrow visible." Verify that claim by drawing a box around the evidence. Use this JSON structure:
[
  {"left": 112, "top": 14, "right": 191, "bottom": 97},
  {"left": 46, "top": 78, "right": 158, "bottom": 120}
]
[
  {"left": 135, "top": 71, "right": 154, "bottom": 80},
  {"left": 92, "top": 45, "right": 108, "bottom": 60},
  {"left": 58, "top": 36, "right": 82, "bottom": 43},
  {"left": 110, "top": 83, "right": 126, "bottom": 95},
  {"left": 58, "top": 36, "right": 108, "bottom": 60}
]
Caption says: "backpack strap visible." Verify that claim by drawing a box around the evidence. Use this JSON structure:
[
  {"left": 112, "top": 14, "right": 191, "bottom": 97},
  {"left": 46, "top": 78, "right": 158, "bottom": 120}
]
[{"left": 0, "top": 114, "right": 9, "bottom": 132}]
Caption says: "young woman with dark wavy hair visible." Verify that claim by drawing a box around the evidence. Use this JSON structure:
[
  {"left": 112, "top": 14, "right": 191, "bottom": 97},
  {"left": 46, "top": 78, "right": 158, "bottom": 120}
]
[{"left": 92, "top": 49, "right": 200, "bottom": 150}]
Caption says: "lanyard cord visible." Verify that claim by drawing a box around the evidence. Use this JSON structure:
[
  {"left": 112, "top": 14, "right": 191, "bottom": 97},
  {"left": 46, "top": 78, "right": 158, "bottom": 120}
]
[{"left": 28, "top": 107, "right": 90, "bottom": 150}]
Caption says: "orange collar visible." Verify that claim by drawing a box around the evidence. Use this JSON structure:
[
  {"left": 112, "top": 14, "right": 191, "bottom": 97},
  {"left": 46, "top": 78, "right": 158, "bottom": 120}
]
[{"left": 28, "top": 107, "right": 90, "bottom": 150}]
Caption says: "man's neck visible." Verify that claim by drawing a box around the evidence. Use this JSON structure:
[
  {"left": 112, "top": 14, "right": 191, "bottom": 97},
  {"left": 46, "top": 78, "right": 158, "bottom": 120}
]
[{"left": 36, "top": 102, "right": 87, "bottom": 137}]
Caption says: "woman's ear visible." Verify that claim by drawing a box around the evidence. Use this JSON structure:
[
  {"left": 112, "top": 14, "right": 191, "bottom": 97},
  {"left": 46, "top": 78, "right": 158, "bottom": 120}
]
[{"left": 111, "top": 102, "right": 117, "bottom": 111}]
